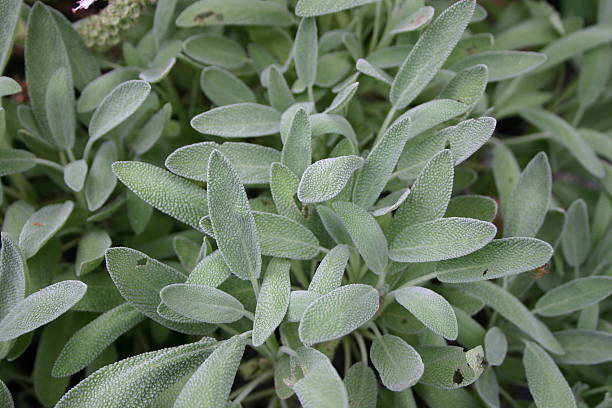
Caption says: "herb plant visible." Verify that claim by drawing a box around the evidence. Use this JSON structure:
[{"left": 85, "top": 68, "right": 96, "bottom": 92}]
[{"left": 0, "top": 0, "right": 611, "bottom": 407}]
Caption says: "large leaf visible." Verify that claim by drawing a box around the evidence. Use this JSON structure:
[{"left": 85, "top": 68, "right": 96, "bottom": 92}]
[
  {"left": 296, "top": 0, "right": 378, "bottom": 17},
  {"left": 298, "top": 156, "right": 364, "bottom": 204},
  {"left": 533, "top": 277, "right": 612, "bottom": 317},
  {"left": 299, "top": 284, "right": 379, "bottom": 345},
  {"left": 176, "top": 0, "right": 293, "bottom": 27},
  {"left": 445, "top": 117, "right": 496, "bottom": 165},
  {"left": 0, "top": 280, "right": 87, "bottom": 342},
  {"left": 45, "top": 67, "right": 75, "bottom": 150},
  {"left": 252, "top": 258, "right": 291, "bottom": 346},
  {"left": 253, "top": 211, "right": 320, "bottom": 259},
  {"left": 344, "top": 362, "right": 377, "bottom": 408},
  {"left": 282, "top": 108, "right": 311, "bottom": 179},
  {"left": 293, "top": 347, "right": 349, "bottom": 408},
  {"left": 19, "top": 201, "right": 74, "bottom": 259},
  {"left": 395, "top": 286, "right": 458, "bottom": 340},
  {"left": 0, "top": 233, "right": 25, "bottom": 322},
  {"left": 308, "top": 245, "right": 350, "bottom": 294},
  {"left": 191, "top": 103, "right": 281, "bottom": 137},
  {"left": 183, "top": 34, "right": 248, "bottom": 69},
  {"left": 448, "top": 51, "right": 546, "bottom": 81},
  {"left": 0, "top": 0, "right": 21, "bottom": 73},
  {"left": 207, "top": 150, "right": 261, "bottom": 281},
  {"left": 85, "top": 141, "right": 118, "bottom": 211},
  {"left": 75, "top": 229, "right": 111, "bottom": 276},
  {"left": 200, "top": 67, "right": 256, "bottom": 106},
  {"left": 553, "top": 330, "right": 612, "bottom": 365},
  {"left": 370, "top": 334, "right": 424, "bottom": 391},
  {"left": 160, "top": 283, "right": 245, "bottom": 323},
  {"left": 0, "top": 149, "right": 37, "bottom": 177},
  {"left": 294, "top": 17, "right": 318, "bottom": 87}
]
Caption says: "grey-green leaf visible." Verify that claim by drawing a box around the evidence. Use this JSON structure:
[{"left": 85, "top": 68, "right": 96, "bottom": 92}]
[
  {"left": 252, "top": 258, "right": 291, "bottom": 346},
  {"left": 132, "top": 103, "right": 172, "bottom": 155},
  {"left": 191, "top": 103, "right": 281, "bottom": 137},
  {"left": 484, "top": 327, "right": 507, "bottom": 366},
  {"left": 160, "top": 283, "right": 245, "bottom": 323},
  {"left": 0, "top": 233, "right": 25, "bottom": 322},
  {"left": 85, "top": 141, "right": 118, "bottom": 211},
  {"left": 45, "top": 67, "right": 75, "bottom": 150},
  {"left": 523, "top": 341, "right": 577, "bottom": 408},
  {"left": 448, "top": 51, "right": 546, "bottom": 82},
  {"left": 64, "top": 160, "right": 88, "bottom": 192},
  {"left": 534, "top": 277, "right": 612, "bottom": 317},
  {"left": 77, "top": 68, "right": 139, "bottom": 113},
  {"left": 561, "top": 199, "right": 591, "bottom": 267},
  {"left": 296, "top": 0, "right": 378, "bottom": 16},
  {"left": 207, "top": 150, "right": 261, "bottom": 280},
  {"left": 370, "top": 334, "right": 424, "bottom": 391},
  {"left": 446, "top": 117, "right": 496, "bottom": 165},
  {"left": 298, "top": 156, "right": 364, "bottom": 204},
  {"left": 293, "top": 347, "right": 349, "bottom": 408},
  {"left": 344, "top": 362, "right": 377, "bottom": 408},
  {"left": 0, "top": 0, "right": 21, "bottom": 74},
  {"left": 0, "top": 380, "right": 12, "bottom": 408},
  {"left": 253, "top": 211, "right": 320, "bottom": 259},
  {"left": 19, "top": 201, "right": 74, "bottom": 259},
  {"left": 395, "top": 286, "right": 458, "bottom": 340},
  {"left": 553, "top": 330, "right": 612, "bottom": 365},
  {"left": 0, "top": 149, "right": 37, "bottom": 177},
  {"left": 282, "top": 108, "right": 311, "bottom": 178},
  {"left": 299, "top": 284, "right": 378, "bottom": 345},
  {"left": 176, "top": 0, "right": 293, "bottom": 27},
  {"left": 308, "top": 245, "right": 350, "bottom": 294},
  {"left": 294, "top": 17, "right": 318, "bottom": 88},
  {"left": 76, "top": 229, "right": 111, "bottom": 276},
  {"left": 183, "top": 34, "right": 248, "bottom": 69},
  {"left": 200, "top": 67, "right": 256, "bottom": 106}
]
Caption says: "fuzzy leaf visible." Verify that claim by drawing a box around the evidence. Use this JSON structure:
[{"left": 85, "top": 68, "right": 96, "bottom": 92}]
[
  {"left": 0, "top": 149, "right": 37, "bottom": 177},
  {"left": 392, "top": 6, "right": 435, "bottom": 34},
  {"left": 282, "top": 108, "right": 311, "bottom": 178},
  {"left": 254, "top": 212, "right": 320, "bottom": 259},
  {"left": 561, "top": 199, "right": 591, "bottom": 267},
  {"left": 484, "top": 327, "right": 507, "bottom": 366},
  {"left": 161, "top": 283, "right": 245, "bottom": 323},
  {"left": 395, "top": 286, "right": 458, "bottom": 340},
  {"left": 438, "top": 64, "right": 488, "bottom": 107},
  {"left": 325, "top": 82, "right": 359, "bottom": 114},
  {"left": 76, "top": 229, "right": 111, "bottom": 276},
  {"left": 553, "top": 330, "right": 612, "bottom": 365},
  {"left": 449, "top": 51, "right": 546, "bottom": 81},
  {"left": 63, "top": 160, "right": 88, "bottom": 192},
  {"left": 85, "top": 141, "right": 118, "bottom": 211},
  {"left": 370, "top": 334, "right": 424, "bottom": 391},
  {"left": 298, "top": 156, "right": 364, "bottom": 204},
  {"left": 0, "top": 380, "right": 12, "bottom": 408},
  {"left": 176, "top": 0, "right": 293, "bottom": 27},
  {"left": 294, "top": 17, "right": 318, "bottom": 87},
  {"left": 417, "top": 345, "right": 485, "bottom": 389},
  {"left": 132, "top": 103, "right": 172, "bottom": 155},
  {"left": 45, "top": 67, "right": 75, "bottom": 150},
  {"left": 183, "top": 34, "right": 248, "bottom": 69},
  {"left": 308, "top": 245, "right": 350, "bottom": 294},
  {"left": 266, "top": 65, "right": 295, "bottom": 111},
  {"left": 77, "top": 68, "right": 138, "bottom": 113},
  {"left": 533, "top": 277, "right": 612, "bottom": 317},
  {"left": 0, "top": 0, "right": 21, "bottom": 73},
  {"left": 252, "top": 258, "right": 291, "bottom": 346},
  {"left": 444, "top": 195, "right": 497, "bottom": 222},
  {"left": 293, "top": 347, "right": 349, "bottom": 408},
  {"left": 445, "top": 117, "right": 496, "bottom": 165},
  {"left": 270, "top": 163, "right": 303, "bottom": 223},
  {"left": 200, "top": 67, "right": 256, "bottom": 106},
  {"left": 296, "top": 0, "right": 378, "bottom": 17},
  {"left": 0, "top": 233, "right": 25, "bottom": 321},
  {"left": 344, "top": 362, "right": 377, "bottom": 408},
  {"left": 191, "top": 103, "right": 281, "bottom": 137},
  {"left": 19, "top": 201, "right": 74, "bottom": 259},
  {"left": 0, "top": 280, "right": 87, "bottom": 342}
]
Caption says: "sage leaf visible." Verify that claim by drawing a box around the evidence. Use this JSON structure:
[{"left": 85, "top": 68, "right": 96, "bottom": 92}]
[
  {"left": 45, "top": 67, "right": 75, "bottom": 150},
  {"left": 296, "top": 0, "right": 379, "bottom": 17},
  {"left": 75, "top": 229, "right": 111, "bottom": 276},
  {"left": 333, "top": 202, "right": 388, "bottom": 275},
  {"left": 174, "top": 335, "right": 246, "bottom": 408},
  {"left": 310, "top": 113, "right": 358, "bottom": 146},
  {"left": 390, "top": 218, "right": 497, "bottom": 263},
  {"left": 52, "top": 303, "right": 145, "bottom": 377},
  {"left": 0, "top": 77, "right": 21, "bottom": 97},
  {"left": 298, "top": 156, "right": 364, "bottom": 204},
  {"left": 371, "top": 188, "right": 411, "bottom": 217},
  {"left": 113, "top": 161, "right": 208, "bottom": 229},
  {"left": 188, "top": 250, "right": 231, "bottom": 287},
  {"left": 449, "top": 51, "right": 546, "bottom": 81},
  {"left": 491, "top": 143, "right": 520, "bottom": 218},
  {"left": 293, "top": 347, "right": 349, "bottom": 408},
  {"left": 294, "top": 17, "right": 318, "bottom": 88},
  {"left": 191, "top": 103, "right": 281, "bottom": 137},
  {"left": 252, "top": 258, "right": 291, "bottom": 346},
  {"left": 254, "top": 211, "right": 320, "bottom": 259},
  {"left": 0, "top": 380, "right": 12, "bottom": 408},
  {"left": 392, "top": 6, "right": 435, "bottom": 34},
  {"left": 0, "top": 0, "right": 21, "bottom": 73},
  {"left": 370, "top": 334, "right": 424, "bottom": 391},
  {"left": 200, "top": 67, "right": 256, "bottom": 106},
  {"left": 89, "top": 80, "right": 151, "bottom": 142},
  {"left": 207, "top": 150, "right": 261, "bottom": 280},
  {"left": 183, "top": 34, "right": 248, "bottom": 69},
  {"left": 356, "top": 59, "right": 393, "bottom": 84},
  {"left": 523, "top": 341, "right": 577, "bottom": 408},
  {"left": 395, "top": 286, "right": 458, "bottom": 340},
  {"left": 0, "top": 233, "right": 25, "bottom": 321},
  {"left": 288, "top": 290, "right": 321, "bottom": 322},
  {"left": 266, "top": 65, "right": 295, "bottom": 111},
  {"left": 85, "top": 141, "right": 118, "bottom": 212},
  {"left": 344, "top": 362, "right": 377, "bottom": 408},
  {"left": 77, "top": 68, "right": 139, "bottom": 113},
  {"left": 282, "top": 108, "right": 311, "bottom": 178},
  {"left": 325, "top": 81, "right": 359, "bottom": 114},
  {"left": 533, "top": 277, "right": 612, "bottom": 317},
  {"left": 445, "top": 117, "right": 496, "bottom": 165},
  {"left": 390, "top": 0, "right": 475, "bottom": 109},
  {"left": 417, "top": 345, "right": 485, "bottom": 389},
  {"left": 19, "top": 201, "right": 74, "bottom": 259},
  {"left": 63, "top": 160, "right": 88, "bottom": 192},
  {"left": 437, "top": 238, "right": 553, "bottom": 283},
  {"left": 445, "top": 195, "right": 497, "bottom": 222},
  {"left": 299, "top": 284, "right": 379, "bottom": 345},
  {"left": 484, "top": 327, "right": 507, "bottom": 366},
  {"left": 0, "top": 149, "right": 36, "bottom": 177},
  {"left": 553, "top": 330, "right": 612, "bottom": 365},
  {"left": 176, "top": 0, "right": 293, "bottom": 27},
  {"left": 308, "top": 245, "right": 350, "bottom": 294},
  {"left": 438, "top": 64, "right": 488, "bottom": 107},
  {"left": 161, "top": 283, "right": 245, "bottom": 323},
  {"left": 270, "top": 163, "right": 303, "bottom": 223},
  {"left": 132, "top": 103, "right": 172, "bottom": 155},
  {"left": 0, "top": 280, "right": 87, "bottom": 342},
  {"left": 561, "top": 199, "right": 591, "bottom": 267}
]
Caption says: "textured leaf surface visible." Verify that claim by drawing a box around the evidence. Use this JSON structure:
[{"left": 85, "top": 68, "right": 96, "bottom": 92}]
[
  {"left": 0, "top": 380, "right": 12, "bottom": 408},
  {"left": 161, "top": 283, "right": 244, "bottom": 323},
  {"left": 85, "top": 141, "right": 118, "bottom": 211},
  {"left": 19, "top": 201, "right": 74, "bottom": 259},
  {"left": 417, "top": 345, "right": 485, "bottom": 389},
  {"left": 298, "top": 156, "right": 364, "bottom": 204},
  {"left": 534, "top": 277, "right": 612, "bottom": 317},
  {"left": 191, "top": 103, "right": 281, "bottom": 137},
  {"left": 299, "top": 284, "right": 378, "bottom": 345},
  {"left": 253, "top": 211, "right": 320, "bottom": 259},
  {"left": 449, "top": 51, "right": 546, "bottom": 81},
  {"left": 561, "top": 199, "right": 591, "bottom": 267},
  {"left": 270, "top": 163, "right": 302, "bottom": 223},
  {"left": 201, "top": 67, "right": 256, "bottom": 106},
  {"left": 296, "top": 0, "right": 378, "bottom": 16},
  {"left": 553, "top": 330, "right": 612, "bottom": 365},
  {"left": 0, "top": 280, "right": 87, "bottom": 342},
  {"left": 113, "top": 161, "right": 208, "bottom": 229},
  {"left": 0, "top": 233, "right": 25, "bottom": 322},
  {"left": 63, "top": 160, "right": 88, "bottom": 192},
  {"left": 76, "top": 229, "right": 111, "bottom": 276},
  {"left": 183, "top": 34, "right": 248, "bottom": 69},
  {"left": 395, "top": 287, "right": 458, "bottom": 340},
  {"left": 445, "top": 117, "right": 496, "bottom": 165},
  {"left": 444, "top": 195, "right": 497, "bottom": 222},
  {"left": 176, "top": 0, "right": 293, "bottom": 27},
  {"left": 308, "top": 245, "right": 349, "bottom": 294},
  {"left": 344, "top": 362, "right": 377, "bottom": 408},
  {"left": 45, "top": 67, "right": 75, "bottom": 149},
  {"left": 282, "top": 108, "right": 311, "bottom": 179},
  {"left": 484, "top": 327, "right": 507, "bottom": 366},
  {"left": 294, "top": 18, "right": 318, "bottom": 87},
  {"left": 252, "top": 258, "right": 291, "bottom": 346},
  {"left": 370, "top": 334, "right": 424, "bottom": 391},
  {"left": 293, "top": 347, "right": 349, "bottom": 408},
  {"left": 0, "top": 149, "right": 36, "bottom": 177}
]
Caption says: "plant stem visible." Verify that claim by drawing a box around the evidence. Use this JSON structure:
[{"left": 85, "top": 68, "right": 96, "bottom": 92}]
[
  {"left": 354, "top": 332, "right": 369, "bottom": 366},
  {"left": 34, "top": 158, "right": 64, "bottom": 173},
  {"left": 231, "top": 371, "right": 274, "bottom": 404}
]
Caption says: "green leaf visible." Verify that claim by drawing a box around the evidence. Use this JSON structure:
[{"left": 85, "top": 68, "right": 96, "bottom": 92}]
[
  {"left": 521, "top": 109, "right": 604, "bottom": 178},
  {"left": 491, "top": 143, "right": 520, "bottom": 218},
  {"left": 392, "top": 6, "right": 435, "bottom": 34},
  {"left": 455, "top": 282, "right": 563, "bottom": 354},
  {"left": 200, "top": 67, "right": 256, "bottom": 106},
  {"left": 105, "top": 247, "right": 206, "bottom": 334},
  {"left": 266, "top": 65, "right": 295, "bottom": 111},
  {"left": 188, "top": 250, "right": 231, "bottom": 287},
  {"left": 174, "top": 336, "right": 246, "bottom": 408},
  {"left": 126, "top": 191, "right": 152, "bottom": 235},
  {"left": 309, "top": 245, "right": 350, "bottom": 295},
  {"left": 0, "top": 0, "right": 21, "bottom": 73},
  {"left": 166, "top": 141, "right": 280, "bottom": 185},
  {"left": 578, "top": 46, "right": 612, "bottom": 111},
  {"left": 344, "top": 362, "right": 377, "bottom": 408},
  {"left": 534, "top": 277, "right": 612, "bottom": 317},
  {"left": 207, "top": 150, "right": 261, "bottom": 280},
  {"left": 356, "top": 58, "right": 392, "bottom": 84},
  {"left": 160, "top": 283, "right": 245, "bottom": 323},
  {"left": 390, "top": 0, "right": 475, "bottom": 109},
  {"left": 523, "top": 341, "right": 577, "bottom": 408},
  {"left": 297, "top": 156, "right": 364, "bottom": 204},
  {"left": 395, "top": 287, "right": 458, "bottom": 340},
  {"left": 139, "top": 57, "right": 176, "bottom": 84},
  {"left": 132, "top": 103, "right": 172, "bottom": 155},
  {"left": 191, "top": 103, "right": 281, "bottom": 137},
  {"left": 310, "top": 113, "right": 358, "bottom": 146},
  {"left": 85, "top": 141, "right": 118, "bottom": 211},
  {"left": 389, "top": 150, "right": 454, "bottom": 242},
  {"left": 372, "top": 188, "right": 412, "bottom": 217},
  {"left": 77, "top": 68, "right": 139, "bottom": 113},
  {"left": 63, "top": 160, "right": 88, "bottom": 192},
  {"left": 183, "top": 34, "right": 248, "bottom": 69},
  {"left": 416, "top": 345, "right": 485, "bottom": 389},
  {"left": 52, "top": 303, "right": 145, "bottom": 377},
  {"left": 288, "top": 290, "right": 321, "bottom": 322},
  {"left": 445, "top": 117, "right": 496, "bottom": 165},
  {"left": 0, "top": 380, "right": 12, "bottom": 408},
  {"left": 370, "top": 334, "right": 424, "bottom": 391},
  {"left": 333, "top": 202, "right": 388, "bottom": 275},
  {"left": 299, "top": 284, "right": 379, "bottom": 345},
  {"left": 55, "top": 340, "right": 216, "bottom": 408},
  {"left": 0, "top": 149, "right": 36, "bottom": 177},
  {"left": 295, "top": 17, "right": 318, "bottom": 87},
  {"left": 353, "top": 117, "right": 411, "bottom": 208},
  {"left": 438, "top": 64, "right": 488, "bottom": 107},
  {"left": 445, "top": 195, "right": 497, "bottom": 222},
  {"left": 325, "top": 82, "right": 359, "bottom": 114},
  {"left": 45, "top": 67, "right": 76, "bottom": 150},
  {"left": 293, "top": 347, "right": 349, "bottom": 408},
  {"left": 19, "top": 201, "right": 74, "bottom": 259},
  {"left": 176, "top": 0, "right": 293, "bottom": 27},
  {"left": 503, "top": 152, "right": 552, "bottom": 238},
  {"left": 390, "top": 218, "right": 496, "bottom": 263},
  {"left": 437, "top": 238, "right": 553, "bottom": 283},
  {"left": 561, "top": 199, "right": 591, "bottom": 267},
  {"left": 113, "top": 161, "right": 208, "bottom": 229},
  {"left": 89, "top": 80, "right": 151, "bottom": 143},
  {"left": 553, "top": 330, "right": 612, "bottom": 365},
  {"left": 0, "top": 280, "right": 87, "bottom": 342},
  {"left": 449, "top": 51, "right": 546, "bottom": 82},
  {"left": 484, "top": 327, "right": 507, "bottom": 366},
  {"left": 296, "top": 0, "right": 379, "bottom": 17},
  {"left": 270, "top": 163, "right": 303, "bottom": 223},
  {"left": 474, "top": 367, "right": 500, "bottom": 408},
  {"left": 253, "top": 211, "right": 320, "bottom": 259},
  {"left": 252, "top": 258, "right": 291, "bottom": 346},
  {"left": 76, "top": 229, "right": 111, "bottom": 276},
  {"left": 0, "top": 233, "right": 25, "bottom": 321},
  {"left": 282, "top": 108, "right": 311, "bottom": 179}
]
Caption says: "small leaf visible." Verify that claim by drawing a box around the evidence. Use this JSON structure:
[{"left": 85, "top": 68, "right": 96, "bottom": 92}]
[
  {"left": 52, "top": 303, "right": 145, "bottom": 377},
  {"left": 75, "top": 229, "right": 111, "bottom": 277},
  {"left": 270, "top": 163, "right": 303, "bottom": 223},
  {"left": 344, "top": 362, "right": 377, "bottom": 408},
  {"left": 174, "top": 336, "right": 246, "bottom": 408},
  {"left": 395, "top": 287, "right": 458, "bottom": 340},
  {"left": 449, "top": 51, "right": 546, "bottom": 81},
  {"left": 132, "top": 103, "right": 172, "bottom": 155},
  {"left": 191, "top": 103, "right": 281, "bottom": 137},
  {"left": 417, "top": 345, "right": 485, "bottom": 389},
  {"left": 553, "top": 330, "right": 612, "bottom": 365},
  {"left": 299, "top": 284, "right": 379, "bottom": 345},
  {"left": 207, "top": 150, "right": 261, "bottom": 280},
  {"left": 282, "top": 108, "right": 311, "bottom": 178},
  {"left": 293, "top": 347, "right": 349, "bottom": 408},
  {"left": 438, "top": 64, "right": 488, "bottom": 107},
  {"left": 370, "top": 334, "right": 424, "bottom": 391},
  {"left": 0, "top": 149, "right": 36, "bottom": 177},
  {"left": 391, "top": 6, "right": 435, "bottom": 34},
  {"left": 308, "top": 245, "right": 350, "bottom": 295},
  {"left": 294, "top": 17, "right": 318, "bottom": 87},
  {"left": 253, "top": 211, "right": 320, "bottom": 259},
  {"left": 45, "top": 67, "right": 76, "bottom": 150},
  {"left": 85, "top": 141, "right": 118, "bottom": 211},
  {"left": 390, "top": 0, "right": 475, "bottom": 109},
  {"left": 445, "top": 117, "right": 496, "bottom": 165},
  {"left": 63, "top": 160, "right": 88, "bottom": 192},
  {"left": 390, "top": 218, "right": 496, "bottom": 263},
  {"left": 19, "top": 201, "right": 74, "bottom": 259},
  {"left": 288, "top": 290, "right": 321, "bottom": 322},
  {"left": 0, "top": 76, "right": 20, "bottom": 97},
  {"left": 371, "top": 188, "right": 411, "bottom": 217},
  {"left": 113, "top": 161, "right": 208, "bottom": 229},
  {"left": 298, "top": 156, "right": 364, "bottom": 204},
  {"left": 445, "top": 195, "right": 497, "bottom": 222},
  {"left": 0, "top": 233, "right": 25, "bottom": 322},
  {"left": 77, "top": 68, "right": 138, "bottom": 113},
  {"left": 200, "top": 67, "right": 256, "bottom": 106},
  {"left": 0, "top": 280, "right": 87, "bottom": 342},
  {"left": 252, "top": 258, "right": 291, "bottom": 346},
  {"left": 266, "top": 65, "right": 295, "bottom": 111},
  {"left": 310, "top": 113, "right": 358, "bottom": 146},
  {"left": 356, "top": 59, "right": 392, "bottom": 84},
  {"left": 437, "top": 238, "right": 553, "bottom": 283},
  {"left": 523, "top": 341, "right": 577, "bottom": 408},
  {"left": 561, "top": 199, "right": 591, "bottom": 267},
  {"left": 534, "top": 277, "right": 612, "bottom": 317},
  {"left": 88, "top": 80, "right": 151, "bottom": 142},
  {"left": 484, "top": 327, "right": 507, "bottom": 366},
  {"left": 296, "top": 0, "right": 378, "bottom": 16},
  {"left": 183, "top": 34, "right": 248, "bottom": 69},
  {"left": 176, "top": 0, "right": 293, "bottom": 27},
  {"left": 333, "top": 202, "right": 388, "bottom": 275},
  {"left": 324, "top": 82, "right": 359, "bottom": 114}
]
